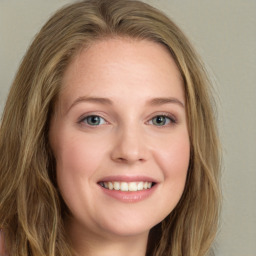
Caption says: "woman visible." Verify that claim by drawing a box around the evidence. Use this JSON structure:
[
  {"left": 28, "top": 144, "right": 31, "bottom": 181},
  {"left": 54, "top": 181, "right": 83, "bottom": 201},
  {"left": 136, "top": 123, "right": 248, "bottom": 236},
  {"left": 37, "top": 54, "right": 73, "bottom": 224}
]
[{"left": 0, "top": 0, "right": 221, "bottom": 255}]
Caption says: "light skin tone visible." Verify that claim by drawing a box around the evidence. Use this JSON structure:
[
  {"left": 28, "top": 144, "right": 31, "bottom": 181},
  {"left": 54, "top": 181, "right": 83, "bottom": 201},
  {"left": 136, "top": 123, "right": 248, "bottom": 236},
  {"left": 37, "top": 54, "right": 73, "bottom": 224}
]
[
  {"left": 0, "top": 230, "right": 5, "bottom": 255},
  {"left": 49, "top": 38, "right": 190, "bottom": 256}
]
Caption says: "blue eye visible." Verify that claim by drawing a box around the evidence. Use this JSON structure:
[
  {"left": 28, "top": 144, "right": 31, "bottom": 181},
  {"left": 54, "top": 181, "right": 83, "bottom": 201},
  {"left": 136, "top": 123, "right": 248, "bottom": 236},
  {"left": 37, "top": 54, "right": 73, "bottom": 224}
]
[
  {"left": 150, "top": 115, "right": 174, "bottom": 126},
  {"left": 81, "top": 115, "right": 106, "bottom": 126}
]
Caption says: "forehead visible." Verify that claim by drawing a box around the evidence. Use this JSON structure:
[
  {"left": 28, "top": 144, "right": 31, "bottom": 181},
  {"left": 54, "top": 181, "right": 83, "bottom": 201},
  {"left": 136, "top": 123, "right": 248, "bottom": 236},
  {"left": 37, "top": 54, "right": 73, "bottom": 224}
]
[{"left": 59, "top": 38, "right": 184, "bottom": 108}]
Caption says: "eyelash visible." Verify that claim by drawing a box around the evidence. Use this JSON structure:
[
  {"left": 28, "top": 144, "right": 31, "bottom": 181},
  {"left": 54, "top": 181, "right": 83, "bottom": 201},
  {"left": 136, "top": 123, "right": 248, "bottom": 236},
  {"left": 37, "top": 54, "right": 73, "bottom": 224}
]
[
  {"left": 147, "top": 113, "right": 177, "bottom": 127},
  {"left": 78, "top": 113, "right": 177, "bottom": 127},
  {"left": 78, "top": 115, "right": 107, "bottom": 126}
]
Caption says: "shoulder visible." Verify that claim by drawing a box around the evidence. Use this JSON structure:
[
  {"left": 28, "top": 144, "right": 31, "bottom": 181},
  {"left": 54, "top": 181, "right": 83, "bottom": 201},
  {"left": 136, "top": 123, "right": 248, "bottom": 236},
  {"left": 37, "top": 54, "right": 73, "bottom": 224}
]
[{"left": 0, "top": 229, "right": 7, "bottom": 256}]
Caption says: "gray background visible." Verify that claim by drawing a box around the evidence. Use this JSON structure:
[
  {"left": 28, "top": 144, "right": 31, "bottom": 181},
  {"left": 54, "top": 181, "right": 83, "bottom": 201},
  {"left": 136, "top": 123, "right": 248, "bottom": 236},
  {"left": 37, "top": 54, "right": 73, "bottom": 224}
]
[{"left": 0, "top": 1, "right": 255, "bottom": 255}]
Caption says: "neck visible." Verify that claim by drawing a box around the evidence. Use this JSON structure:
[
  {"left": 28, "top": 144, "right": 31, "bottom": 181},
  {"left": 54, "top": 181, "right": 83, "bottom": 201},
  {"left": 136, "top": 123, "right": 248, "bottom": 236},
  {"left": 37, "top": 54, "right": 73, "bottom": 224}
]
[
  {"left": 66, "top": 218, "right": 149, "bottom": 256},
  {"left": 74, "top": 236, "right": 148, "bottom": 256}
]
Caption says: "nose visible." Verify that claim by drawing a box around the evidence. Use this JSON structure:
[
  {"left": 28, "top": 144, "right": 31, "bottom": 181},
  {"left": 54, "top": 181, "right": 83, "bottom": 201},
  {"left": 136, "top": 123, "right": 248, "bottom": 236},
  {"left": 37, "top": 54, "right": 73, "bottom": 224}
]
[{"left": 110, "top": 126, "right": 148, "bottom": 164}]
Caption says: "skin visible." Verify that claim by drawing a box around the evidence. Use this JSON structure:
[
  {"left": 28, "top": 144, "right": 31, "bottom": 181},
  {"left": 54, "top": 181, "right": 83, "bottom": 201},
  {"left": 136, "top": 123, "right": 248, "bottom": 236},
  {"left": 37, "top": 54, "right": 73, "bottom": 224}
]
[
  {"left": 50, "top": 38, "right": 190, "bottom": 256},
  {"left": 0, "top": 230, "right": 5, "bottom": 255}
]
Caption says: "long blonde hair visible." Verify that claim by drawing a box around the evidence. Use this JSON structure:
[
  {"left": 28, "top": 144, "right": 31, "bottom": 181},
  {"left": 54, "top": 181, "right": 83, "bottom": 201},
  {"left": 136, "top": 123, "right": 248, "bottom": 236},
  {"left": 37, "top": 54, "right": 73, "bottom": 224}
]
[{"left": 0, "top": 0, "right": 221, "bottom": 255}]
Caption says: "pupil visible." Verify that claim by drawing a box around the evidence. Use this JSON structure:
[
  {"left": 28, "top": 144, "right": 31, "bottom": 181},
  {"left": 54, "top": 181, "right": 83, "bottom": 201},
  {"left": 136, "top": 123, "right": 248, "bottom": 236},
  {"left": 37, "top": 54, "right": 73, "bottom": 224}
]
[
  {"left": 89, "top": 116, "right": 99, "bottom": 125},
  {"left": 155, "top": 116, "right": 165, "bottom": 125}
]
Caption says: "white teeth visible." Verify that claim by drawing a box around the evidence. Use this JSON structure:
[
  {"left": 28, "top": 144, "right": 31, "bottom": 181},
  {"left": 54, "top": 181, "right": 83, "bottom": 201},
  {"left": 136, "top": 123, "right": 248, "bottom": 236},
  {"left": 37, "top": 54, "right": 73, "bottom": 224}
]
[
  {"left": 113, "top": 182, "right": 120, "bottom": 190},
  {"left": 137, "top": 182, "right": 144, "bottom": 191},
  {"left": 100, "top": 181, "right": 154, "bottom": 191},
  {"left": 120, "top": 182, "right": 129, "bottom": 191},
  {"left": 129, "top": 182, "right": 138, "bottom": 191},
  {"left": 108, "top": 182, "right": 114, "bottom": 190}
]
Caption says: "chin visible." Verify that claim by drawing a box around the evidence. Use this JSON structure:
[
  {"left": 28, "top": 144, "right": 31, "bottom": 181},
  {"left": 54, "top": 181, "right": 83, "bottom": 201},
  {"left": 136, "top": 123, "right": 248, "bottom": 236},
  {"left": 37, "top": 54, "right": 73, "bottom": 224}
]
[{"left": 94, "top": 211, "right": 163, "bottom": 239}]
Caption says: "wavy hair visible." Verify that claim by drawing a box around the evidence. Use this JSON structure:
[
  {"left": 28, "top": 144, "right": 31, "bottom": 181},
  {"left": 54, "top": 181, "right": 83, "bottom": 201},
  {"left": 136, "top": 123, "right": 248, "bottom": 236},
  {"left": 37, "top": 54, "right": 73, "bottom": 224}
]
[{"left": 0, "top": 0, "right": 221, "bottom": 255}]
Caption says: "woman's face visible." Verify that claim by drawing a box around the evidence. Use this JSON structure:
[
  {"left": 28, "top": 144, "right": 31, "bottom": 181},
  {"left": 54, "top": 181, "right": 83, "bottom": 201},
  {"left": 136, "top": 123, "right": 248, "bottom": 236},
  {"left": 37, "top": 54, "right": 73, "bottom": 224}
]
[{"left": 50, "top": 38, "right": 190, "bottom": 240}]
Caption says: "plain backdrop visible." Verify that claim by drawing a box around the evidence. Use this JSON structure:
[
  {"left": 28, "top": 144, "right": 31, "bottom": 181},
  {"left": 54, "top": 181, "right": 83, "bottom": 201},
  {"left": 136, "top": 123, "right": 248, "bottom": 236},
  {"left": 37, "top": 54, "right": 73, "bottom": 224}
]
[{"left": 0, "top": 1, "right": 256, "bottom": 255}]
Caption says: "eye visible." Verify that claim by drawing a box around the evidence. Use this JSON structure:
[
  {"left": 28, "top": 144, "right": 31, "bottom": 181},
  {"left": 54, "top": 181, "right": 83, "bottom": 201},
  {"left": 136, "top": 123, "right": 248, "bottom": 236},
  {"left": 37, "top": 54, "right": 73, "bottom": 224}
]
[
  {"left": 80, "top": 115, "right": 107, "bottom": 126},
  {"left": 149, "top": 115, "right": 175, "bottom": 126}
]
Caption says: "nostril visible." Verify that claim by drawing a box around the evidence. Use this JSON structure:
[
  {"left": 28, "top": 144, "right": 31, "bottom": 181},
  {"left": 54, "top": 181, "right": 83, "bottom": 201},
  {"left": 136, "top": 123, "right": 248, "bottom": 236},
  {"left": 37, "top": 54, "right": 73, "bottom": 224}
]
[
  {"left": 110, "top": 138, "right": 148, "bottom": 163},
  {"left": 115, "top": 157, "right": 145, "bottom": 163},
  {"left": 116, "top": 157, "right": 126, "bottom": 162}
]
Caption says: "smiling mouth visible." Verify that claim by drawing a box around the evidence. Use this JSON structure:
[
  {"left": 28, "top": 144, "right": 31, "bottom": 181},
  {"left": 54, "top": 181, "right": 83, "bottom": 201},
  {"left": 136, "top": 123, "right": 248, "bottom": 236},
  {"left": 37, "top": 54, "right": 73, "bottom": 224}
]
[{"left": 98, "top": 181, "right": 156, "bottom": 192}]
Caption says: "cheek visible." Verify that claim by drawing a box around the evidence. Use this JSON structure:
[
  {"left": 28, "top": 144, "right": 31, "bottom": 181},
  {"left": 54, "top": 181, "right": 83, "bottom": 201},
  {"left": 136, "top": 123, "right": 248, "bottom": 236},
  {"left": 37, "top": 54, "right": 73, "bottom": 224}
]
[
  {"left": 54, "top": 136, "right": 104, "bottom": 214},
  {"left": 53, "top": 132, "right": 112, "bottom": 197},
  {"left": 53, "top": 137, "right": 98, "bottom": 202},
  {"left": 148, "top": 133, "right": 190, "bottom": 220},
  {"left": 57, "top": 142, "right": 88, "bottom": 175},
  {"left": 153, "top": 134, "right": 190, "bottom": 181},
  {"left": 55, "top": 140, "right": 88, "bottom": 194},
  {"left": 55, "top": 134, "right": 105, "bottom": 177}
]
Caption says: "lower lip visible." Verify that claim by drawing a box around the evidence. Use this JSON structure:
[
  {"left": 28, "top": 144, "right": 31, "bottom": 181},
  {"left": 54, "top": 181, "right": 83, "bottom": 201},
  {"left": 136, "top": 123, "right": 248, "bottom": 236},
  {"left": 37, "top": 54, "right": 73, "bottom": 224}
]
[{"left": 99, "top": 184, "right": 157, "bottom": 203}]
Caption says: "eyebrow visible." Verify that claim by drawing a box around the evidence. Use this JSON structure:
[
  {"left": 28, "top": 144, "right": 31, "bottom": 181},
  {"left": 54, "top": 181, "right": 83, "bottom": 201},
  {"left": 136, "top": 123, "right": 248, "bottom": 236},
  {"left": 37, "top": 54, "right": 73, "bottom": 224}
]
[
  {"left": 67, "top": 96, "right": 184, "bottom": 113},
  {"left": 147, "top": 97, "right": 185, "bottom": 108},
  {"left": 67, "top": 96, "right": 112, "bottom": 113}
]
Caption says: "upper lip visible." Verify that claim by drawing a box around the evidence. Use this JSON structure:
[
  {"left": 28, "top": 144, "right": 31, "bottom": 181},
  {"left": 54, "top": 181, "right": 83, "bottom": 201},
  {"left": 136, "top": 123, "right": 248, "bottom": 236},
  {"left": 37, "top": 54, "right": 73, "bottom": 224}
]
[{"left": 97, "top": 175, "right": 158, "bottom": 183}]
